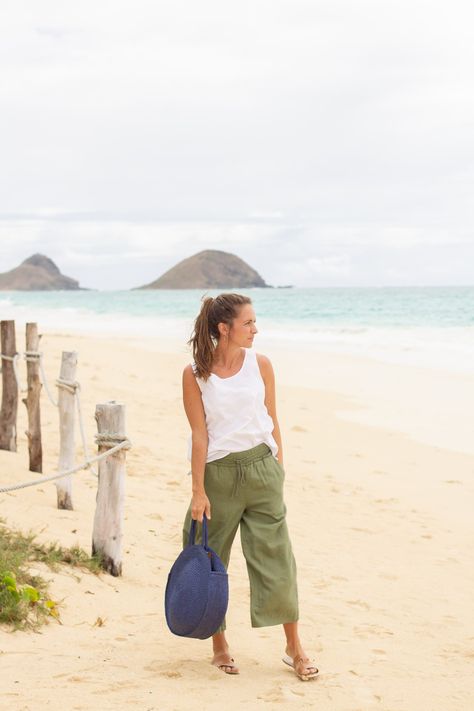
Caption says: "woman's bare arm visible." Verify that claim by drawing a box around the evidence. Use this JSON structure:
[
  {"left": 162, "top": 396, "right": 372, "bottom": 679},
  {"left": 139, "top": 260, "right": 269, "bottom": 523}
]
[
  {"left": 256, "top": 354, "right": 284, "bottom": 465},
  {"left": 182, "top": 364, "right": 211, "bottom": 521}
]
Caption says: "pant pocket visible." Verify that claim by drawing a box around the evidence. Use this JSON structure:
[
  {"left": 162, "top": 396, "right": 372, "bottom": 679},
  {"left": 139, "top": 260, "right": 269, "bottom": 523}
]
[{"left": 273, "top": 457, "right": 285, "bottom": 480}]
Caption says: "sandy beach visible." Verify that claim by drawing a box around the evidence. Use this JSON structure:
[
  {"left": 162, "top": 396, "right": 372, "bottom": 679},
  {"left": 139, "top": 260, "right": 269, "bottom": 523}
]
[{"left": 1, "top": 329, "right": 473, "bottom": 711}]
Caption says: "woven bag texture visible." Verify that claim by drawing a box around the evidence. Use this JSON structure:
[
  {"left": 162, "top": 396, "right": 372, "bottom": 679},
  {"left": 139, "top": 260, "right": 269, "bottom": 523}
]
[{"left": 165, "top": 516, "right": 229, "bottom": 639}]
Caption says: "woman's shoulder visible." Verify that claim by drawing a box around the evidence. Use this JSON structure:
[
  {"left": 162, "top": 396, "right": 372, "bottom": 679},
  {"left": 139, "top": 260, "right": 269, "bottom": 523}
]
[
  {"left": 183, "top": 363, "right": 204, "bottom": 393},
  {"left": 183, "top": 362, "right": 196, "bottom": 376},
  {"left": 254, "top": 351, "right": 273, "bottom": 377},
  {"left": 254, "top": 351, "right": 271, "bottom": 366}
]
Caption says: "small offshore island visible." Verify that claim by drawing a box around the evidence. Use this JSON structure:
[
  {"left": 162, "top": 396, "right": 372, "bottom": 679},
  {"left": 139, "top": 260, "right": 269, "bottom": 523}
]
[
  {"left": 0, "top": 250, "right": 292, "bottom": 291},
  {"left": 135, "top": 249, "right": 271, "bottom": 290},
  {"left": 0, "top": 254, "right": 83, "bottom": 291}
]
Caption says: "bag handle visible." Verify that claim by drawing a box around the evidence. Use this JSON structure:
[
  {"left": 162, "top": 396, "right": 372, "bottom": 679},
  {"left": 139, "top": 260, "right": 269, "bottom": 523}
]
[{"left": 189, "top": 514, "right": 208, "bottom": 549}]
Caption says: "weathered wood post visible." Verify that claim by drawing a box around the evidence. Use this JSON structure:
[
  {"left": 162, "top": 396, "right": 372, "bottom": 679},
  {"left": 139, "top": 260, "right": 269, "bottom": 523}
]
[
  {"left": 56, "top": 351, "right": 78, "bottom": 510},
  {"left": 0, "top": 320, "right": 18, "bottom": 451},
  {"left": 92, "top": 401, "right": 128, "bottom": 576},
  {"left": 22, "top": 323, "right": 43, "bottom": 472}
]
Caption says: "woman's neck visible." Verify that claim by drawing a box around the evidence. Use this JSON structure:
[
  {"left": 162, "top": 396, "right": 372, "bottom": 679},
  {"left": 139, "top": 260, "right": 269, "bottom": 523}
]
[{"left": 212, "top": 344, "right": 243, "bottom": 370}]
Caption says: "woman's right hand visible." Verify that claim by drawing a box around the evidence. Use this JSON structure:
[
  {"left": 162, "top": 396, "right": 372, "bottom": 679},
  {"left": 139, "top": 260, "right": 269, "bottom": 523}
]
[{"left": 191, "top": 490, "right": 211, "bottom": 523}]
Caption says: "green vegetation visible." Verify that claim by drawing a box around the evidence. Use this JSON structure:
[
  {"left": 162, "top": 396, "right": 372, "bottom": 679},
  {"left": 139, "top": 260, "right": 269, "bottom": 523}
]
[{"left": 0, "top": 520, "right": 101, "bottom": 629}]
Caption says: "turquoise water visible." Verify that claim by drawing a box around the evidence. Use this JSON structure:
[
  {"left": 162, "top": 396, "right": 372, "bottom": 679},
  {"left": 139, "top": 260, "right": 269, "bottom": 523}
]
[
  {"left": 1, "top": 286, "right": 473, "bottom": 326},
  {"left": 1, "top": 287, "right": 473, "bottom": 372}
]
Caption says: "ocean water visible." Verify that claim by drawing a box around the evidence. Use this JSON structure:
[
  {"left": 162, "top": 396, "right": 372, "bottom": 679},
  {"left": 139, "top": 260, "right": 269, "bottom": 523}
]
[{"left": 1, "top": 287, "right": 473, "bottom": 373}]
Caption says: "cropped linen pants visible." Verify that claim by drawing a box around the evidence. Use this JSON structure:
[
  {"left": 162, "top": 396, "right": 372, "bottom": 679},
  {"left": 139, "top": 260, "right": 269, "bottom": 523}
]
[{"left": 182, "top": 443, "right": 299, "bottom": 630}]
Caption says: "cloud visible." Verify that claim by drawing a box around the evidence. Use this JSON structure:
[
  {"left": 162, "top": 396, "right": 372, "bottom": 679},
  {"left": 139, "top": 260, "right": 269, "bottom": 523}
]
[
  {"left": 307, "top": 254, "right": 352, "bottom": 277},
  {"left": 0, "top": 1, "right": 473, "bottom": 287}
]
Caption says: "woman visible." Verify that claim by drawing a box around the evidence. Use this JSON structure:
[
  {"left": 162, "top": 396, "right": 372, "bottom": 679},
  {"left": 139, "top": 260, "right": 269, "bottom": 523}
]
[{"left": 182, "top": 293, "right": 318, "bottom": 681}]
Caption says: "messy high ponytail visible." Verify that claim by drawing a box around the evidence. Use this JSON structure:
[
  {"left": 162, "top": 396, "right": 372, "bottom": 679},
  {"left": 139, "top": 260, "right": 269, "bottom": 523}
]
[{"left": 188, "top": 293, "right": 252, "bottom": 381}]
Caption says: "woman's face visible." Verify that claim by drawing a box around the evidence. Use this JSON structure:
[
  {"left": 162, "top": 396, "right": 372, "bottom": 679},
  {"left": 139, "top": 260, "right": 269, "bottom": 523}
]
[{"left": 222, "top": 304, "right": 258, "bottom": 346}]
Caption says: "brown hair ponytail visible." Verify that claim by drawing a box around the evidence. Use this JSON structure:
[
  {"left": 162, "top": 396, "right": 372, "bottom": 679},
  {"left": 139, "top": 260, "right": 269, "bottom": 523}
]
[{"left": 188, "top": 293, "right": 252, "bottom": 380}]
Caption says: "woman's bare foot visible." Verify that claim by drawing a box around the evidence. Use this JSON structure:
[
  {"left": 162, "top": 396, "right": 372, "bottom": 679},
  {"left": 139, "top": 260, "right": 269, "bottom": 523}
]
[
  {"left": 284, "top": 644, "right": 318, "bottom": 680},
  {"left": 282, "top": 622, "right": 318, "bottom": 680},
  {"left": 211, "top": 650, "right": 240, "bottom": 674},
  {"left": 212, "top": 632, "right": 239, "bottom": 674}
]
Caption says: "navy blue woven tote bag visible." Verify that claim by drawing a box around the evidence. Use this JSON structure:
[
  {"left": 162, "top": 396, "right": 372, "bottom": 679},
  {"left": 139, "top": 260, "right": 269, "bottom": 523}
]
[{"left": 165, "top": 515, "right": 229, "bottom": 639}]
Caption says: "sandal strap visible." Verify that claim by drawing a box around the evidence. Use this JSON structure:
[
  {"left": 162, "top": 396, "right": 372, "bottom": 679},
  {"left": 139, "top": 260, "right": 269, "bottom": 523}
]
[
  {"left": 294, "top": 654, "right": 311, "bottom": 665},
  {"left": 294, "top": 655, "right": 318, "bottom": 674},
  {"left": 214, "top": 654, "right": 235, "bottom": 663}
]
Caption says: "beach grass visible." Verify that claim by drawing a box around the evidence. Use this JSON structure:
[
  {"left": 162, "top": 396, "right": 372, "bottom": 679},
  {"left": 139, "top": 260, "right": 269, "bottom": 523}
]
[{"left": 0, "top": 519, "right": 101, "bottom": 629}]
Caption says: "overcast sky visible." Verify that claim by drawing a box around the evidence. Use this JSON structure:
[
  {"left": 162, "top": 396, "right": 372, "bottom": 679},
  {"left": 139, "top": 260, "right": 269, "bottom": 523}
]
[{"left": 1, "top": 0, "right": 473, "bottom": 289}]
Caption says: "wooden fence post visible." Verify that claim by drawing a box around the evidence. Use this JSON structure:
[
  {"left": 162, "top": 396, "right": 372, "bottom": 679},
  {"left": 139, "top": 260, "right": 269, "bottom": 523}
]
[
  {"left": 0, "top": 320, "right": 18, "bottom": 452},
  {"left": 23, "top": 323, "right": 43, "bottom": 472},
  {"left": 56, "top": 351, "right": 77, "bottom": 510},
  {"left": 92, "top": 401, "right": 127, "bottom": 576}
]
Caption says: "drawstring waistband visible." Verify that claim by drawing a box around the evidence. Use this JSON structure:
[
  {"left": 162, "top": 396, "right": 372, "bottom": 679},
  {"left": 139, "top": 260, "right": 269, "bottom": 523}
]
[
  {"left": 215, "top": 443, "right": 272, "bottom": 468},
  {"left": 232, "top": 460, "right": 246, "bottom": 498},
  {"left": 212, "top": 443, "right": 273, "bottom": 498}
]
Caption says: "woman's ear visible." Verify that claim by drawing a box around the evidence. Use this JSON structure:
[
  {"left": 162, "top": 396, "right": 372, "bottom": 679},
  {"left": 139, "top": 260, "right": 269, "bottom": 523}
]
[{"left": 217, "top": 322, "right": 229, "bottom": 338}]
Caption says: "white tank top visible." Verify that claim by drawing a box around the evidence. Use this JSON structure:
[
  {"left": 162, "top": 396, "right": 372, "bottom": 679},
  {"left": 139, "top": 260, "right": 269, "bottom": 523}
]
[{"left": 188, "top": 348, "right": 279, "bottom": 463}]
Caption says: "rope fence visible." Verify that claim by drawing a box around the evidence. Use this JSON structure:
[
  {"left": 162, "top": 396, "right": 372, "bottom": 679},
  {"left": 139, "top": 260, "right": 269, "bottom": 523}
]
[
  {"left": 0, "top": 438, "right": 131, "bottom": 494},
  {"left": 38, "top": 351, "right": 59, "bottom": 406},
  {"left": 1, "top": 321, "right": 130, "bottom": 575},
  {"left": 2, "top": 348, "right": 99, "bottom": 477}
]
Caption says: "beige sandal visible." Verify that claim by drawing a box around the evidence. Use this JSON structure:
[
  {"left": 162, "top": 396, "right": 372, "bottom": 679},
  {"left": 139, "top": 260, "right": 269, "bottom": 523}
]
[
  {"left": 212, "top": 652, "right": 240, "bottom": 675},
  {"left": 282, "top": 653, "right": 319, "bottom": 681}
]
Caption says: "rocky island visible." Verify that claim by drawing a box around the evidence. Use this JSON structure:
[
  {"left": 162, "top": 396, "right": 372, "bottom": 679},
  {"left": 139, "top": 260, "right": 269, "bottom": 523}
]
[
  {"left": 0, "top": 254, "right": 82, "bottom": 290},
  {"left": 136, "top": 249, "right": 269, "bottom": 289}
]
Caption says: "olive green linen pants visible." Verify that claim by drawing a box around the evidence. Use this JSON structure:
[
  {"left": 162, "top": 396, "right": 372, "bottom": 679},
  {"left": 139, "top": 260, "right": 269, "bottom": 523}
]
[{"left": 182, "top": 443, "right": 299, "bottom": 631}]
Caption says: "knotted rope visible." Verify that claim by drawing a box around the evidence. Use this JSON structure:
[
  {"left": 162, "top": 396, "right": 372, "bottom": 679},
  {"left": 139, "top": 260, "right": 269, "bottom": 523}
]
[
  {"left": 0, "top": 437, "right": 132, "bottom": 494},
  {"left": 95, "top": 432, "right": 132, "bottom": 449},
  {"left": 23, "top": 352, "right": 98, "bottom": 477},
  {"left": 1, "top": 349, "right": 126, "bottom": 484}
]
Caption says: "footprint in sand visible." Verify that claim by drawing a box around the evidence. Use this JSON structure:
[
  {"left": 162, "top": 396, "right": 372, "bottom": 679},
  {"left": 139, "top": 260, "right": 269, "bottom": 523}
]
[
  {"left": 354, "top": 624, "right": 394, "bottom": 638},
  {"left": 144, "top": 660, "right": 183, "bottom": 677},
  {"left": 441, "top": 614, "right": 458, "bottom": 624},
  {"left": 347, "top": 599, "right": 371, "bottom": 610},
  {"left": 438, "top": 643, "right": 474, "bottom": 660},
  {"left": 353, "top": 681, "right": 384, "bottom": 706},
  {"left": 92, "top": 681, "right": 141, "bottom": 694},
  {"left": 444, "top": 479, "right": 463, "bottom": 484},
  {"left": 162, "top": 531, "right": 181, "bottom": 542},
  {"left": 257, "top": 685, "right": 306, "bottom": 703},
  {"left": 160, "top": 670, "right": 182, "bottom": 678},
  {"left": 313, "top": 580, "right": 331, "bottom": 590},
  {"left": 291, "top": 425, "right": 308, "bottom": 433}
]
